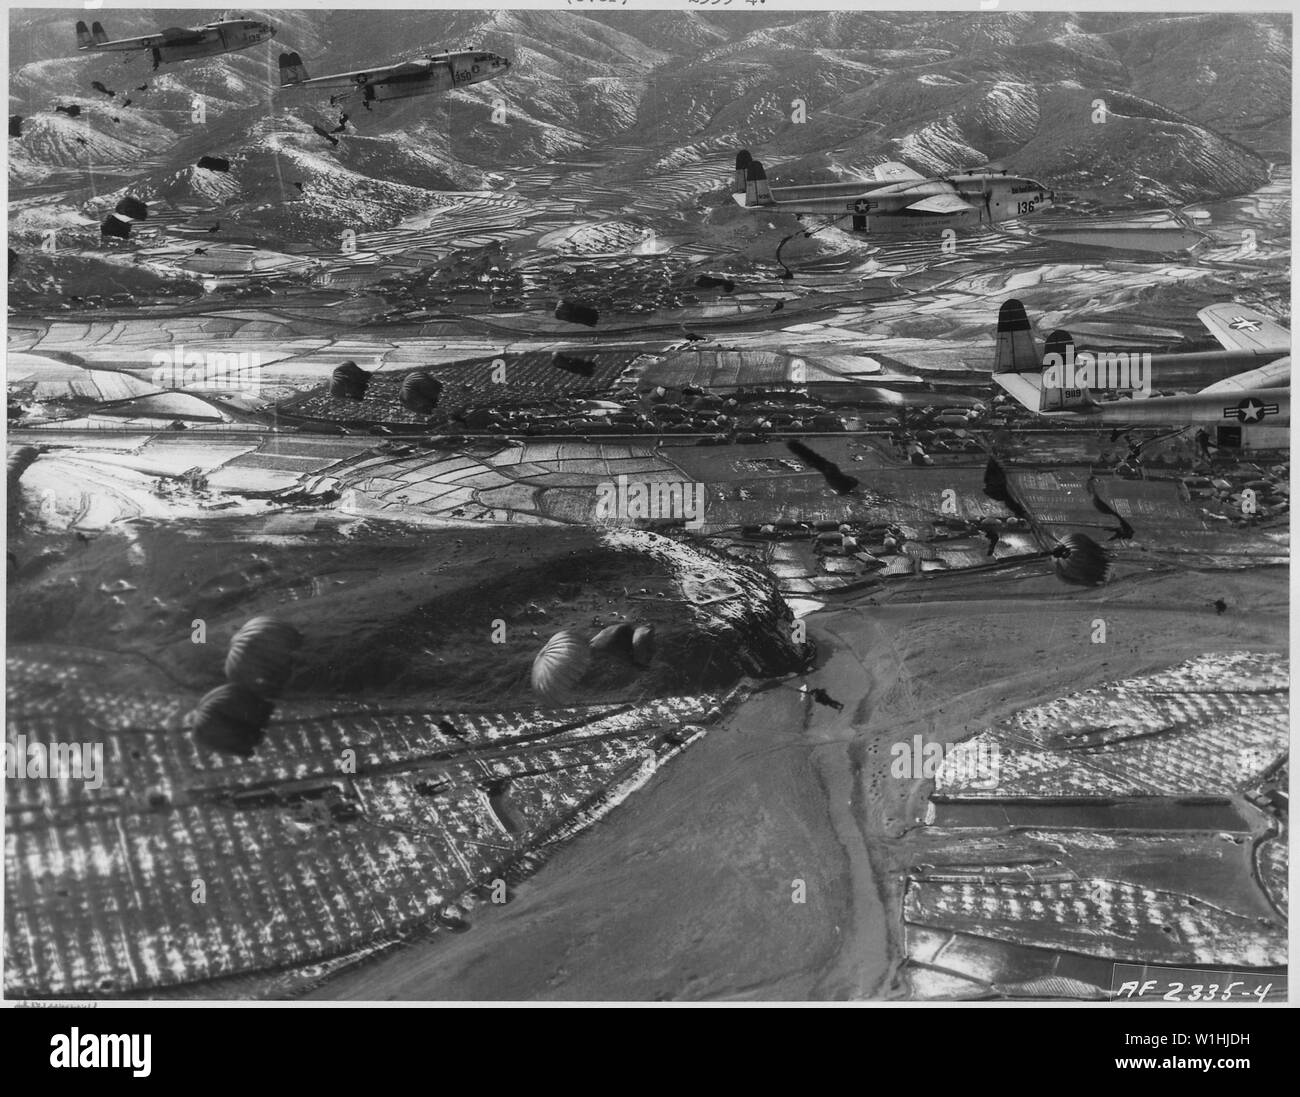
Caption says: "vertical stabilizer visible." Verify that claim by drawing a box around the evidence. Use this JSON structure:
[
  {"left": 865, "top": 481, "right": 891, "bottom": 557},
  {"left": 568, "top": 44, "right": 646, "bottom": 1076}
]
[
  {"left": 734, "top": 149, "right": 752, "bottom": 195},
  {"left": 745, "top": 160, "right": 772, "bottom": 207},
  {"left": 993, "top": 299, "right": 1040, "bottom": 375},
  {"left": 278, "top": 51, "right": 309, "bottom": 85}
]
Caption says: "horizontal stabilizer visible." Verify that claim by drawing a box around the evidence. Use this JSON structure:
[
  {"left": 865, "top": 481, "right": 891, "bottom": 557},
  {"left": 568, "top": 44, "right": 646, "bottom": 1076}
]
[
  {"left": 1197, "top": 303, "right": 1290, "bottom": 354},
  {"left": 872, "top": 161, "right": 924, "bottom": 183}
]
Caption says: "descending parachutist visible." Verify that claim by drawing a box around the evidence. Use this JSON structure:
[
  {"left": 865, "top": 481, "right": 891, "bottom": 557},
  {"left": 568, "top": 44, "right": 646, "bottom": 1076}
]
[{"left": 800, "top": 686, "right": 844, "bottom": 712}]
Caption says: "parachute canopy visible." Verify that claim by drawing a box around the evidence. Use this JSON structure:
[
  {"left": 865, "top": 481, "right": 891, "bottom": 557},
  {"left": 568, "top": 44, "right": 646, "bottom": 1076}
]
[
  {"left": 7, "top": 445, "right": 40, "bottom": 488},
  {"left": 400, "top": 370, "right": 443, "bottom": 414},
  {"left": 1051, "top": 533, "right": 1111, "bottom": 586},
  {"left": 100, "top": 215, "right": 132, "bottom": 240},
  {"left": 550, "top": 352, "right": 596, "bottom": 378},
  {"left": 531, "top": 629, "right": 591, "bottom": 704},
  {"left": 786, "top": 439, "right": 859, "bottom": 496},
  {"left": 554, "top": 299, "right": 599, "bottom": 327},
  {"left": 631, "top": 624, "right": 655, "bottom": 668},
  {"left": 114, "top": 196, "right": 148, "bottom": 221},
  {"left": 694, "top": 274, "right": 735, "bottom": 293},
  {"left": 589, "top": 622, "right": 635, "bottom": 662},
  {"left": 224, "top": 616, "right": 302, "bottom": 697},
  {"left": 983, "top": 457, "right": 1029, "bottom": 520},
  {"left": 329, "top": 360, "right": 370, "bottom": 400},
  {"left": 191, "top": 684, "right": 273, "bottom": 757}
]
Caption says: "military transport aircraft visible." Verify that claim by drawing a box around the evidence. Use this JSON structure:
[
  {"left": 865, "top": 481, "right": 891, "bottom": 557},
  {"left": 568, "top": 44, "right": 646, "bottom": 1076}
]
[
  {"left": 74, "top": 16, "right": 275, "bottom": 70},
  {"left": 992, "top": 298, "right": 1290, "bottom": 427},
  {"left": 277, "top": 48, "right": 510, "bottom": 109},
  {"left": 731, "top": 149, "right": 1053, "bottom": 233}
]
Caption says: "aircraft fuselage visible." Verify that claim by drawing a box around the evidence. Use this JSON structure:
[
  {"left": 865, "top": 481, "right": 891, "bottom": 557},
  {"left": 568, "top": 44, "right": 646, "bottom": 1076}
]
[
  {"left": 847, "top": 175, "right": 1052, "bottom": 233},
  {"left": 159, "top": 22, "right": 274, "bottom": 63},
  {"left": 739, "top": 170, "right": 1053, "bottom": 234},
  {"left": 77, "top": 20, "right": 275, "bottom": 65},
  {"left": 301, "top": 52, "right": 509, "bottom": 103}
]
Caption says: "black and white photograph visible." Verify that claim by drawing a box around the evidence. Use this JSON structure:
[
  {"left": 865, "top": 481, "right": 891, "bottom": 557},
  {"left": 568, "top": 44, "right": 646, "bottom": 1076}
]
[{"left": 3, "top": 1, "right": 1291, "bottom": 1012}]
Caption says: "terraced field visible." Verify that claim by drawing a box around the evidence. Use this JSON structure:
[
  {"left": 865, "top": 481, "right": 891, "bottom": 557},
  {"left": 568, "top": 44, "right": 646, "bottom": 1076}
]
[
  {"left": 898, "top": 652, "right": 1289, "bottom": 998},
  {"left": 4, "top": 643, "right": 740, "bottom": 998}
]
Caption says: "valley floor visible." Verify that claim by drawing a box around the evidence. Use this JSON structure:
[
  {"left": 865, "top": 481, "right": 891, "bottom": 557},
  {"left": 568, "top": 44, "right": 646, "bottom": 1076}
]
[{"left": 309, "top": 561, "right": 1286, "bottom": 1001}]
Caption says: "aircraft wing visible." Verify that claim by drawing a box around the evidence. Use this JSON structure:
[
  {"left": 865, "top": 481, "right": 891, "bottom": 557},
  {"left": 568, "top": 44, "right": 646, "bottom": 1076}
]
[
  {"left": 1197, "top": 303, "right": 1290, "bottom": 353},
  {"left": 299, "top": 59, "right": 433, "bottom": 88},
  {"left": 91, "top": 26, "right": 210, "bottom": 50},
  {"left": 159, "top": 26, "right": 208, "bottom": 44},
  {"left": 85, "top": 31, "right": 169, "bottom": 51},
  {"left": 1197, "top": 357, "right": 1291, "bottom": 395},
  {"left": 872, "top": 161, "right": 924, "bottom": 183},
  {"left": 905, "top": 194, "right": 974, "bottom": 214}
]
